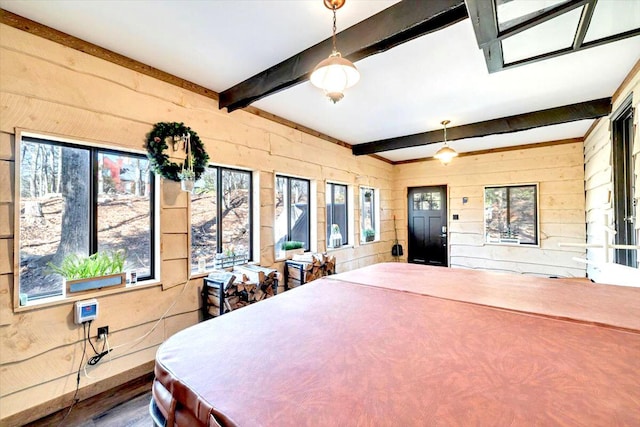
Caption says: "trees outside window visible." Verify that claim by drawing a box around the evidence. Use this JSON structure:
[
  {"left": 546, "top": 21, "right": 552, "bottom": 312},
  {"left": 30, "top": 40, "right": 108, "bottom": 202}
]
[
  {"left": 326, "top": 183, "right": 348, "bottom": 248},
  {"left": 19, "top": 137, "right": 155, "bottom": 303},
  {"left": 484, "top": 184, "right": 538, "bottom": 245},
  {"left": 191, "top": 166, "right": 252, "bottom": 272},
  {"left": 275, "top": 175, "right": 310, "bottom": 258}
]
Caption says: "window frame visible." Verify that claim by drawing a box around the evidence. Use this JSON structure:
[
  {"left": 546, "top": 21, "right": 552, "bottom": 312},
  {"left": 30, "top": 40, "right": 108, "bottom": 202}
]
[
  {"left": 14, "top": 131, "right": 158, "bottom": 309},
  {"left": 483, "top": 183, "right": 539, "bottom": 246},
  {"left": 275, "top": 174, "right": 311, "bottom": 257},
  {"left": 326, "top": 182, "right": 350, "bottom": 248},
  {"left": 189, "top": 164, "right": 253, "bottom": 274}
]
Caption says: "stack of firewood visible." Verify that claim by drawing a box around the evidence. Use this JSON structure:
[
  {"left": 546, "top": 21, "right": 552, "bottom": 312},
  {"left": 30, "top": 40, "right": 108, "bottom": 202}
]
[
  {"left": 233, "top": 264, "right": 278, "bottom": 301},
  {"left": 202, "top": 266, "right": 278, "bottom": 318},
  {"left": 285, "top": 252, "right": 336, "bottom": 290}
]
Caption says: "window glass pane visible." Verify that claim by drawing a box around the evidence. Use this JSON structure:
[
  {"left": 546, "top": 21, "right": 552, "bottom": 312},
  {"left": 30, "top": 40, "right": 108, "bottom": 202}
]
[
  {"left": 497, "top": 0, "right": 569, "bottom": 31},
  {"left": 502, "top": 6, "right": 582, "bottom": 64},
  {"left": 221, "top": 169, "right": 251, "bottom": 258},
  {"left": 289, "top": 179, "right": 310, "bottom": 250},
  {"left": 327, "top": 183, "right": 347, "bottom": 247},
  {"left": 508, "top": 186, "right": 537, "bottom": 244},
  {"left": 275, "top": 176, "right": 287, "bottom": 259},
  {"left": 97, "top": 152, "right": 152, "bottom": 279},
  {"left": 191, "top": 167, "right": 218, "bottom": 271},
  {"left": 326, "top": 184, "right": 334, "bottom": 242},
  {"left": 584, "top": 0, "right": 640, "bottom": 43},
  {"left": 413, "top": 191, "right": 441, "bottom": 210},
  {"left": 20, "top": 141, "right": 90, "bottom": 301},
  {"left": 485, "top": 187, "right": 508, "bottom": 243},
  {"left": 361, "top": 188, "right": 375, "bottom": 241}
]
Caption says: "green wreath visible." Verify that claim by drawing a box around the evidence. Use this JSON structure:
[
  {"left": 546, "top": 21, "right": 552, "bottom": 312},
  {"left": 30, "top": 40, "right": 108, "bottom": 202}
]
[{"left": 145, "top": 122, "right": 209, "bottom": 182}]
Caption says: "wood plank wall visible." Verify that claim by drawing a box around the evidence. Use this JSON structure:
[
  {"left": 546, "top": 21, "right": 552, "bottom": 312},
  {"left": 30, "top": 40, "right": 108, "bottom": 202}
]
[
  {"left": 0, "top": 23, "right": 394, "bottom": 424},
  {"left": 393, "top": 142, "right": 588, "bottom": 278},
  {"left": 583, "top": 62, "right": 640, "bottom": 280}
]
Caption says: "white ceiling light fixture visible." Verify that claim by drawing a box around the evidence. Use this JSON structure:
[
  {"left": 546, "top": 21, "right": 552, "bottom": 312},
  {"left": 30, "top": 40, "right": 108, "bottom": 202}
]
[
  {"left": 310, "top": 0, "right": 360, "bottom": 103},
  {"left": 433, "top": 120, "right": 458, "bottom": 165}
]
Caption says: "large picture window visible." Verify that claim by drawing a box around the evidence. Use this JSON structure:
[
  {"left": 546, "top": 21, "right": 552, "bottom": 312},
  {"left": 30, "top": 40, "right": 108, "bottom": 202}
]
[
  {"left": 484, "top": 184, "right": 538, "bottom": 245},
  {"left": 191, "top": 166, "right": 252, "bottom": 272},
  {"left": 275, "top": 175, "right": 310, "bottom": 259},
  {"left": 18, "top": 136, "right": 155, "bottom": 304},
  {"left": 326, "top": 183, "right": 348, "bottom": 248}
]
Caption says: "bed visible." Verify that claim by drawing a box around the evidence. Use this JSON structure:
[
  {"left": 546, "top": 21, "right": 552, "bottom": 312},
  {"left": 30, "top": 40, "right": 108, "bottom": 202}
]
[{"left": 151, "top": 263, "right": 640, "bottom": 426}]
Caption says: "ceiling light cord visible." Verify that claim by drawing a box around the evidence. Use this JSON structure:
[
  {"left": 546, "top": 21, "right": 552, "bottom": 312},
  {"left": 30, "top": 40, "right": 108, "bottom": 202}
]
[{"left": 332, "top": 5, "right": 338, "bottom": 54}]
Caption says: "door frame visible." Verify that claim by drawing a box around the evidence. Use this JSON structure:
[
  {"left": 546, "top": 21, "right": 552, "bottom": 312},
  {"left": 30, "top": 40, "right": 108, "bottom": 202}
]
[{"left": 406, "top": 185, "right": 450, "bottom": 267}]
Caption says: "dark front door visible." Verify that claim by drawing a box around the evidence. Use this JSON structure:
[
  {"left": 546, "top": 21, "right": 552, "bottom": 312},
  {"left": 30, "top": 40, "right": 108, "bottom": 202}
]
[{"left": 408, "top": 186, "right": 448, "bottom": 266}]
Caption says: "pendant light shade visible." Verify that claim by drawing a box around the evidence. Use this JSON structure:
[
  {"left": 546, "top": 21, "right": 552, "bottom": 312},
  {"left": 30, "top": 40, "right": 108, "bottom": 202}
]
[
  {"left": 434, "top": 120, "right": 458, "bottom": 165},
  {"left": 310, "top": 52, "right": 360, "bottom": 103},
  {"left": 310, "top": 0, "right": 360, "bottom": 103}
]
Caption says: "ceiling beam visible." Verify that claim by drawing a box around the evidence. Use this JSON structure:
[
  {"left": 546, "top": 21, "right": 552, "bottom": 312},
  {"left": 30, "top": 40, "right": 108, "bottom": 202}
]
[
  {"left": 352, "top": 98, "right": 611, "bottom": 156},
  {"left": 219, "top": 0, "right": 468, "bottom": 112}
]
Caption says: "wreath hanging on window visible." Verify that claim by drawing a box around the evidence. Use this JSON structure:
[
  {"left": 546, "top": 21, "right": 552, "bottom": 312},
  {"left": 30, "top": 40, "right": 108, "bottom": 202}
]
[{"left": 145, "top": 122, "right": 209, "bottom": 182}]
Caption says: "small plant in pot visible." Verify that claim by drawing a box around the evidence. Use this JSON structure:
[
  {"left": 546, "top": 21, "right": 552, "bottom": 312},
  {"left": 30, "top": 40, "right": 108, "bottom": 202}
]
[
  {"left": 282, "top": 240, "right": 305, "bottom": 258},
  {"left": 363, "top": 190, "right": 372, "bottom": 202},
  {"left": 178, "top": 163, "right": 196, "bottom": 193},
  {"left": 363, "top": 228, "right": 375, "bottom": 242},
  {"left": 48, "top": 250, "right": 126, "bottom": 294}
]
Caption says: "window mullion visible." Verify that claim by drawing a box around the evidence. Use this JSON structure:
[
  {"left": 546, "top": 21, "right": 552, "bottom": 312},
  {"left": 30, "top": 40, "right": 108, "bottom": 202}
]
[
  {"left": 216, "top": 168, "right": 223, "bottom": 253},
  {"left": 286, "top": 178, "right": 292, "bottom": 242},
  {"left": 90, "top": 148, "right": 99, "bottom": 255}
]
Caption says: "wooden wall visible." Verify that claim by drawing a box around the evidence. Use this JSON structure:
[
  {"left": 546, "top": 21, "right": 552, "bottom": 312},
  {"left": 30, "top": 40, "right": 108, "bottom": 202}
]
[
  {"left": 583, "top": 62, "right": 640, "bottom": 280},
  {"left": 0, "top": 23, "right": 394, "bottom": 424},
  {"left": 393, "top": 142, "right": 588, "bottom": 278}
]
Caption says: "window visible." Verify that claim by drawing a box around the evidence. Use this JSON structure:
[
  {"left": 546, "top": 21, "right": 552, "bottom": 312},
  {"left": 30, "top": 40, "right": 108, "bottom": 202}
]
[
  {"left": 360, "top": 187, "right": 378, "bottom": 242},
  {"left": 326, "top": 183, "right": 348, "bottom": 248},
  {"left": 275, "top": 175, "right": 310, "bottom": 258},
  {"left": 18, "top": 136, "right": 155, "bottom": 304},
  {"left": 191, "top": 166, "right": 252, "bottom": 272},
  {"left": 484, "top": 184, "right": 538, "bottom": 245},
  {"left": 611, "top": 96, "right": 636, "bottom": 267}
]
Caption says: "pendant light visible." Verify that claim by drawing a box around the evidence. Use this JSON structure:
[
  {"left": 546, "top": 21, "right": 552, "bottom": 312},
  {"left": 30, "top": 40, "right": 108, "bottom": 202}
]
[
  {"left": 433, "top": 120, "right": 458, "bottom": 165},
  {"left": 310, "top": 0, "right": 360, "bottom": 103}
]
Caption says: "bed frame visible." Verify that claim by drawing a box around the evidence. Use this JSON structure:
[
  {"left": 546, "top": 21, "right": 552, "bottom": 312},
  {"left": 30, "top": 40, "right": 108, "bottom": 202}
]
[{"left": 152, "top": 263, "right": 640, "bottom": 426}]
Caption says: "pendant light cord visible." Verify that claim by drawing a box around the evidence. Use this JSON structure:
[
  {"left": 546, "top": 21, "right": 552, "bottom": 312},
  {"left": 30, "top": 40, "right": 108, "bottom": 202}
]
[{"left": 332, "top": 6, "right": 337, "bottom": 54}]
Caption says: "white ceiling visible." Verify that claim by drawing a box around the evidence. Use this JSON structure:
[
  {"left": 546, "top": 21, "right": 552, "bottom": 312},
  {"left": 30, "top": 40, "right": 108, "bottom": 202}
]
[{"left": 1, "top": 0, "right": 639, "bottom": 162}]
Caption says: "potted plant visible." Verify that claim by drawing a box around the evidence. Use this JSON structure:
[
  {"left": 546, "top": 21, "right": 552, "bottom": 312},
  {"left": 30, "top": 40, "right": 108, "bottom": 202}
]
[
  {"left": 363, "top": 190, "right": 372, "bottom": 202},
  {"left": 363, "top": 228, "right": 375, "bottom": 242},
  {"left": 178, "top": 157, "right": 196, "bottom": 193},
  {"left": 282, "top": 240, "right": 305, "bottom": 258},
  {"left": 48, "top": 250, "right": 126, "bottom": 294}
]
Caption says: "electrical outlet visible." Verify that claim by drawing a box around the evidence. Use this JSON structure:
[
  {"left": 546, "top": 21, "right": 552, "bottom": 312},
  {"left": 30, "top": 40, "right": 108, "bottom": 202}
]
[{"left": 97, "top": 326, "right": 109, "bottom": 340}]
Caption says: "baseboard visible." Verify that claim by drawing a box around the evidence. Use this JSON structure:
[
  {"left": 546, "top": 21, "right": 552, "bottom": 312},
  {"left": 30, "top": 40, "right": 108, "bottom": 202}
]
[{"left": 2, "top": 361, "right": 155, "bottom": 427}]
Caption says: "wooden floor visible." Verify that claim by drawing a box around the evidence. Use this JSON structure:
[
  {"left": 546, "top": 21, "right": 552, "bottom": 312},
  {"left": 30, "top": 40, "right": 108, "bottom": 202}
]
[
  {"left": 76, "top": 391, "right": 153, "bottom": 427},
  {"left": 26, "top": 374, "right": 154, "bottom": 427}
]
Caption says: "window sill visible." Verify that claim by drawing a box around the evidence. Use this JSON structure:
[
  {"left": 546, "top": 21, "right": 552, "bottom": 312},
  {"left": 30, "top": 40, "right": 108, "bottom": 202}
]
[
  {"left": 484, "top": 241, "right": 540, "bottom": 248},
  {"left": 360, "top": 239, "right": 378, "bottom": 245},
  {"left": 14, "top": 279, "right": 162, "bottom": 313},
  {"left": 326, "top": 245, "right": 354, "bottom": 252}
]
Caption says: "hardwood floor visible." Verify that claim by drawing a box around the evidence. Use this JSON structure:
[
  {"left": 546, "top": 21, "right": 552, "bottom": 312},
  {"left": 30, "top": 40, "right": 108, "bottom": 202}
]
[
  {"left": 77, "top": 391, "right": 153, "bottom": 427},
  {"left": 26, "top": 374, "right": 155, "bottom": 427}
]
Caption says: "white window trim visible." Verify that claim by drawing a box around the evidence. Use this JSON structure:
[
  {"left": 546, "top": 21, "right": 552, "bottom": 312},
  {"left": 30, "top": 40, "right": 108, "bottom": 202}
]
[{"left": 14, "top": 129, "right": 161, "bottom": 310}]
